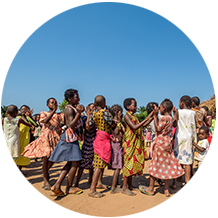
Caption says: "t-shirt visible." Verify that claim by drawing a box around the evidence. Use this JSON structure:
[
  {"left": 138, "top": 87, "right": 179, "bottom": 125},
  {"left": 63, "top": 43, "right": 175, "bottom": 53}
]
[{"left": 194, "top": 139, "right": 209, "bottom": 162}]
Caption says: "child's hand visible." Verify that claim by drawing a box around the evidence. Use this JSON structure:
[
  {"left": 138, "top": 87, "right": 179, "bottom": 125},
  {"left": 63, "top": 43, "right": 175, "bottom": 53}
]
[
  {"left": 173, "top": 106, "right": 178, "bottom": 116},
  {"left": 153, "top": 104, "right": 159, "bottom": 116},
  {"left": 76, "top": 104, "right": 85, "bottom": 114},
  {"left": 26, "top": 108, "right": 33, "bottom": 117}
]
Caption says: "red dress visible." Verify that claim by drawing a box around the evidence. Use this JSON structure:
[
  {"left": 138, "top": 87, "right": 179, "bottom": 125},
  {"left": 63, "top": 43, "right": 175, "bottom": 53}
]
[{"left": 148, "top": 115, "right": 184, "bottom": 179}]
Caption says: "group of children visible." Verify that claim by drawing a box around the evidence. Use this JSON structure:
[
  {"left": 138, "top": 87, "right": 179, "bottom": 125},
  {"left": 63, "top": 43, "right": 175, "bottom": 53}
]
[{"left": 2, "top": 89, "right": 214, "bottom": 198}]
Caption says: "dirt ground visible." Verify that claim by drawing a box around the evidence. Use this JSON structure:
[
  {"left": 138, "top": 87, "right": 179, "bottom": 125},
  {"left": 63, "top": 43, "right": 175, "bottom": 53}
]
[{"left": 21, "top": 149, "right": 191, "bottom": 217}]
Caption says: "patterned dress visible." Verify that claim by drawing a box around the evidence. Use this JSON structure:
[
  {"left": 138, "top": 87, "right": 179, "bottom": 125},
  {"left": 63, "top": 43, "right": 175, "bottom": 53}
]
[
  {"left": 148, "top": 115, "right": 184, "bottom": 179},
  {"left": 22, "top": 112, "right": 64, "bottom": 158},
  {"left": 79, "top": 116, "right": 96, "bottom": 169},
  {"left": 88, "top": 108, "right": 113, "bottom": 168},
  {"left": 191, "top": 107, "right": 206, "bottom": 133},
  {"left": 122, "top": 111, "right": 145, "bottom": 177}
]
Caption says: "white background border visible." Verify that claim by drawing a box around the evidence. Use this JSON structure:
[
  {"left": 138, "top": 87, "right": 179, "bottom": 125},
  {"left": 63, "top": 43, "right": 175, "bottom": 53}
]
[{"left": 0, "top": 1, "right": 217, "bottom": 217}]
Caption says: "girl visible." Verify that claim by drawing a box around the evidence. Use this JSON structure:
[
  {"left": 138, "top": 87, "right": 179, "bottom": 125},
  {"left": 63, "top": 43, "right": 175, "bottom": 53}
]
[
  {"left": 75, "top": 103, "right": 96, "bottom": 188},
  {"left": 2, "top": 105, "right": 32, "bottom": 160},
  {"left": 15, "top": 105, "right": 37, "bottom": 170},
  {"left": 49, "top": 89, "right": 84, "bottom": 196},
  {"left": 33, "top": 114, "right": 42, "bottom": 140},
  {"left": 109, "top": 104, "right": 125, "bottom": 194},
  {"left": 139, "top": 99, "right": 184, "bottom": 197},
  {"left": 22, "top": 98, "right": 64, "bottom": 189},
  {"left": 144, "top": 127, "right": 152, "bottom": 147},
  {"left": 122, "top": 98, "right": 153, "bottom": 196}
]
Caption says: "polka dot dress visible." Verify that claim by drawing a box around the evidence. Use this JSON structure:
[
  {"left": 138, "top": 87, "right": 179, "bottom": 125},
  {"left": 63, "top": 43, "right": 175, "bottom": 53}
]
[{"left": 148, "top": 115, "right": 184, "bottom": 179}]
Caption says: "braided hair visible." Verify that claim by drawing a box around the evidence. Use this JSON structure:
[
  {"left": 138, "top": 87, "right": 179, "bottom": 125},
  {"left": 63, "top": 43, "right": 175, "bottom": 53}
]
[{"left": 109, "top": 104, "right": 123, "bottom": 118}]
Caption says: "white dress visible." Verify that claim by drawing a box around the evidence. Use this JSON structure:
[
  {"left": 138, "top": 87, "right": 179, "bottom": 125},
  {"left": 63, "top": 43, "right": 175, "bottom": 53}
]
[
  {"left": 3, "top": 117, "right": 20, "bottom": 159},
  {"left": 174, "top": 109, "right": 197, "bottom": 164}
]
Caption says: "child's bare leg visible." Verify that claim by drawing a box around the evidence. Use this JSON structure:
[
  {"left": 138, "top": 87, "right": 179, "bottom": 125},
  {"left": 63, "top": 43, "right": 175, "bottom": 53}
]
[
  {"left": 97, "top": 168, "right": 107, "bottom": 189},
  {"left": 88, "top": 168, "right": 105, "bottom": 198},
  {"left": 122, "top": 176, "right": 136, "bottom": 196},
  {"left": 171, "top": 179, "right": 177, "bottom": 189},
  {"left": 43, "top": 156, "right": 53, "bottom": 187},
  {"left": 66, "top": 161, "right": 80, "bottom": 194},
  {"left": 111, "top": 169, "right": 121, "bottom": 194},
  {"left": 184, "top": 164, "right": 191, "bottom": 183},
  {"left": 88, "top": 168, "right": 94, "bottom": 185},
  {"left": 75, "top": 168, "right": 84, "bottom": 187},
  {"left": 164, "top": 179, "right": 170, "bottom": 197},
  {"left": 51, "top": 161, "right": 72, "bottom": 193}
]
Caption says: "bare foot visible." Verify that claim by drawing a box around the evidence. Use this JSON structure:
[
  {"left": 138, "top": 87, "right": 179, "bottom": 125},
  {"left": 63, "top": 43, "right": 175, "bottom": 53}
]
[
  {"left": 163, "top": 189, "right": 171, "bottom": 197},
  {"left": 122, "top": 188, "right": 136, "bottom": 196},
  {"left": 51, "top": 185, "right": 64, "bottom": 195},
  {"left": 88, "top": 190, "right": 105, "bottom": 198},
  {"left": 96, "top": 183, "right": 108, "bottom": 189},
  {"left": 111, "top": 187, "right": 122, "bottom": 194}
]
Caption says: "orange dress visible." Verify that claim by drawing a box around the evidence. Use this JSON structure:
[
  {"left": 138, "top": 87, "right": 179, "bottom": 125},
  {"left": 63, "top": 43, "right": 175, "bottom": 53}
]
[{"left": 22, "top": 112, "right": 64, "bottom": 158}]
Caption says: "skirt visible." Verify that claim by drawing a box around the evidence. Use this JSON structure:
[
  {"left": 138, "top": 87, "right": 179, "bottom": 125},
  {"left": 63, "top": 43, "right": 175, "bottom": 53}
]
[
  {"left": 109, "top": 141, "right": 124, "bottom": 170},
  {"left": 93, "top": 152, "right": 108, "bottom": 169},
  {"left": 49, "top": 131, "right": 82, "bottom": 162}
]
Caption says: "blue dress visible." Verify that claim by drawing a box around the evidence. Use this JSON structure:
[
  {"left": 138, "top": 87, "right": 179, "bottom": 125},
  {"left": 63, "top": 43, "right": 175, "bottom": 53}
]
[{"left": 49, "top": 127, "right": 82, "bottom": 162}]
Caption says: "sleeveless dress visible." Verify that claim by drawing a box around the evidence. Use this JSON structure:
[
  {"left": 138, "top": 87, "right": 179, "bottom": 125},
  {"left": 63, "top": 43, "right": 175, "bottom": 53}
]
[
  {"left": 3, "top": 117, "right": 20, "bottom": 159},
  {"left": 49, "top": 105, "right": 82, "bottom": 162}
]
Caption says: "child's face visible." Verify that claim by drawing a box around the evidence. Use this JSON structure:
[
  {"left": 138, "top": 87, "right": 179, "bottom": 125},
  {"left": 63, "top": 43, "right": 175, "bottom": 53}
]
[
  {"left": 159, "top": 103, "right": 165, "bottom": 115},
  {"left": 20, "top": 106, "right": 27, "bottom": 115},
  {"left": 179, "top": 100, "right": 184, "bottom": 109},
  {"left": 47, "top": 99, "right": 57, "bottom": 110},
  {"left": 69, "top": 93, "right": 80, "bottom": 105},
  {"left": 198, "top": 129, "right": 208, "bottom": 140},
  {"left": 127, "top": 100, "right": 137, "bottom": 113}
]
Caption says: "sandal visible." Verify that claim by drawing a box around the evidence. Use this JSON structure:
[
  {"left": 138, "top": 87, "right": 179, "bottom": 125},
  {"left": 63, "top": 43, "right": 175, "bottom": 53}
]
[
  {"left": 138, "top": 185, "right": 154, "bottom": 196},
  {"left": 42, "top": 184, "right": 51, "bottom": 190},
  {"left": 50, "top": 190, "right": 65, "bottom": 197},
  {"left": 68, "top": 187, "right": 83, "bottom": 195}
]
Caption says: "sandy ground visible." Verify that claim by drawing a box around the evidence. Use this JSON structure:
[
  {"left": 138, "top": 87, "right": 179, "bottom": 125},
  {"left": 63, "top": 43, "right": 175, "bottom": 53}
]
[{"left": 20, "top": 148, "right": 190, "bottom": 217}]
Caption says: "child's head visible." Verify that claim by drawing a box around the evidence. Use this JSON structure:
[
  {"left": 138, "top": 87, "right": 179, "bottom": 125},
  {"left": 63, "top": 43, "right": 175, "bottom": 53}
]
[
  {"left": 191, "top": 96, "right": 200, "bottom": 107},
  {"left": 198, "top": 126, "right": 209, "bottom": 140},
  {"left": 64, "top": 89, "right": 79, "bottom": 106},
  {"left": 123, "top": 98, "right": 137, "bottom": 113},
  {"left": 160, "top": 99, "right": 173, "bottom": 115},
  {"left": 34, "top": 114, "right": 40, "bottom": 121},
  {"left": 146, "top": 102, "right": 158, "bottom": 115},
  {"left": 94, "top": 95, "right": 106, "bottom": 108},
  {"left": 7, "top": 105, "right": 18, "bottom": 117},
  {"left": 46, "top": 98, "right": 57, "bottom": 110},
  {"left": 179, "top": 95, "right": 192, "bottom": 109},
  {"left": 109, "top": 104, "right": 123, "bottom": 119},
  {"left": 20, "top": 105, "right": 30, "bottom": 115},
  {"left": 85, "top": 103, "right": 95, "bottom": 114}
]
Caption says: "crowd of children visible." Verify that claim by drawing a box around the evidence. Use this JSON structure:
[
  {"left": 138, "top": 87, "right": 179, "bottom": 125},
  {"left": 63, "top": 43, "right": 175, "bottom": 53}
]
[{"left": 2, "top": 89, "right": 215, "bottom": 198}]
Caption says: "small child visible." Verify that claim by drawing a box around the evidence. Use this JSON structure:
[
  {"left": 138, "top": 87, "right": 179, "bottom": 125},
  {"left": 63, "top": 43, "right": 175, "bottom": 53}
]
[
  {"left": 193, "top": 126, "right": 210, "bottom": 169},
  {"left": 88, "top": 95, "right": 115, "bottom": 198},
  {"left": 144, "top": 127, "right": 152, "bottom": 147},
  {"left": 122, "top": 98, "right": 153, "bottom": 196},
  {"left": 174, "top": 95, "right": 197, "bottom": 184},
  {"left": 109, "top": 104, "right": 125, "bottom": 194},
  {"left": 2, "top": 105, "right": 32, "bottom": 160},
  {"left": 49, "top": 89, "right": 84, "bottom": 196},
  {"left": 139, "top": 99, "right": 184, "bottom": 197},
  {"left": 33, "top": 114, "right": 42, "bottom": 140},
  {"left": 22, "top": 98, "right": 64, "bottom": 189},
  {"left": 75, "top": 103, "right": 96, "bottom": 187}
]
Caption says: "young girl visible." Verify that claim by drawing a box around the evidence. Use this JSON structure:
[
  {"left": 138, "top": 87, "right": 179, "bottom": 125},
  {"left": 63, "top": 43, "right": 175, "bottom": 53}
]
[
  {"left": 144, "top": 127, "right": 152, "bottom": 147},
  {"left": 139, "top": 99, "right": 184, "bottom": 197},
  {"left": 22, "top": 98, "right": 64, "bottom": 189},
  {"left": 75, "top": 103, "right": 96, "bottom": 188},
  {"left": 49, "top": 89, "right": 84, "bottom": 196},
  {"left": 109, "top": 104, "right": 125, "bottom": 194},
  {"left": 2, "top": 105, "right": 32, "bottom": 160},
  {"left": 174, "top": 95, "right": 197, "bottom": 185},
  {"left": 33, "top": 114, "right": 42, "bottom": 140},
  {"left": 122, "top": 98, "right": 153, "bottom": 196},
  {"left": 15, "top": 105, "right": 37, "bottom": 170}
]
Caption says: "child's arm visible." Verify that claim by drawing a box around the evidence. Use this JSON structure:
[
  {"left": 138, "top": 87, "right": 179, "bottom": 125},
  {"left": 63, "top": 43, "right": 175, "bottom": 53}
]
[
  {"left": 18, "top": 117, "right": 32, "bottom": 128},
  {"left": 85, "top": 106, "right": 94, "bottom": 131},
  {"left": 192, "top": 141, "right": 206, "bottom": 153},
  {"left": 172, "top": 106, "right": 179, "bottom": 127},
  {"left": 124, "top": 111, "right": 153, "bottom": 131},
  {"left": 40, "top": 105, "right": 57, "bottom": 124},
  {"left": 142, "top": 116, "right": 154, "bottom": 127}
]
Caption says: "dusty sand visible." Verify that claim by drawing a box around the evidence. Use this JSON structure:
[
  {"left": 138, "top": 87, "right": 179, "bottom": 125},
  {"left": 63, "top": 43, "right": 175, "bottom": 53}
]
[{"left": 21, "top": 150, "right": 189, "bottom": 217}]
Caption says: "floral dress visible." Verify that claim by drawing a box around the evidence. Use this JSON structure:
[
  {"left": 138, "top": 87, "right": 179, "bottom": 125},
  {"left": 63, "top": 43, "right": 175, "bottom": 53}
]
[
  {"left": 148, "top": 115, "right": 184, "bottom": 179},
  {"left": 122, "top": 111, "right": 145, "bottom": 177}
]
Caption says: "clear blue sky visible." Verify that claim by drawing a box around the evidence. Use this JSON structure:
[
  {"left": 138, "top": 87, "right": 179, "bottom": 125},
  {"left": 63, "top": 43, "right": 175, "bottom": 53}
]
[{"left": 1, "top": 2, "right": 214, "bottom": 114}]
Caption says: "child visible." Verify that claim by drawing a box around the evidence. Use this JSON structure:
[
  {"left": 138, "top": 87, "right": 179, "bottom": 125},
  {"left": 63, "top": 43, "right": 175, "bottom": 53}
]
[
  {"left": 33, "top": 114, "right": 42, "bottom": 140},
  {"left": 75, "top": 103, "right": 96, "bottom": 187},
  {"left": 122, "top": 98, "right": 153, "bottom": 196},
  {"left": 139, "top": 99, "right": 184, "bottom": 197},
  {"left": 2, "top": 105, "right": 32, "bottom": 160},
  {"left": 174, "top": 95, "right": 197, "bottom": 184},
  {"left": 109, "top": 104, "right": 125, "bottom": 194},
  {"left": 22, "top": 98, "right": 64, "bottom": 189},
  {"left": 145, "top": 127, "right": 152, "bottom": 147},
  {"left": 193, "top": 126, "right": 210, "bottom": 169},
  {"left": 49, "top": 89, "right": 84, "bottom": 196},
  {"left": 87, "top": 95, "right": 115, "bottom": 198},
  {"left": 15, "top": 105, "right": 37, "bottom": 170}
]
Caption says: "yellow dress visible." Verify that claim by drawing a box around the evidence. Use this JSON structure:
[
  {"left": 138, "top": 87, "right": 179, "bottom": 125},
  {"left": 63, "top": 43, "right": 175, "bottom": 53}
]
[{"left": 14, "top": 121, "right": 31, "bottom": 166}]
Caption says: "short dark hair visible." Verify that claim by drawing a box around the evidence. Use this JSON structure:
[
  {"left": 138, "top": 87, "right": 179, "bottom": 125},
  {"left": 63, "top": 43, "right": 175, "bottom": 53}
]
[
  {"left": 109, "top": 104, "right": 123, "bottom": 117},
  {"left": 123, "top": 98, "right": 135, "bottom": 110},
  {"left": 7, "top": 105, "right": 18, "bottom": 115},
  {"left": 146, "top": 102, "right": 158, "bottom": 115},
  {"left": 199, "top": 126, "right": 209, "bottom": 135},
  {"left": 180, "top": 95, "right": 192, "bottom": 108},
  {"left": 161, "top": 99, "right": 173, "bottom": 112},
  {"left": 191, "top": 96, "right": 200, "bottom": 106},
  {"left": 64, "top": 89, "right": 78, "bottom": 102},
  {"left": 94, "top": 95, "right": 106, "bottom": 107},
  {"left": 20, "top": 105, "right": 30, "bottom": 110},
  {"left": 201, "top": 106, "right": 209, "bottom": 112},
  {"left": 46, "top": 97, "right": 56, "bottom": 105}
]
